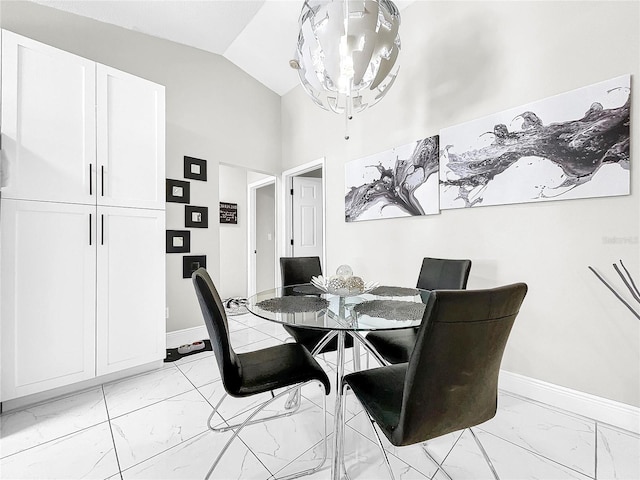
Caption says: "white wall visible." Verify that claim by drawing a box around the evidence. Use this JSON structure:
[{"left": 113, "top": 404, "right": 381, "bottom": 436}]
[
  {"left": 281, "top": 1, "right": 640, "bottom": 407},
  {"left": 0, "top": 1, "right": 282, "bottom": 333},
  {"left": 219, "top": 165, "right": 248, "bottom": 300}
]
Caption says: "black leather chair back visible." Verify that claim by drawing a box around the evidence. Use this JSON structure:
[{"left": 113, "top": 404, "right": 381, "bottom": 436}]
[
  {"left": 192, "top": 268, "right": 242, "bottom": 394},
  {"left": 394, "top": 283, "right": 527, "bottom": 446},
  {"left": 416, "top": 257, "right": 472, "bottom": 290},
  {"left": 280, "top": 256, "right": 323, "bottom": 286}
]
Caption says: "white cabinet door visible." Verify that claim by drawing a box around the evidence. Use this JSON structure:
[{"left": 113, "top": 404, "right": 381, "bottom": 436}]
[
  {"left": 0, "top": 200, "right": 97, "bottom": 401},
  {"left": 97, "top": 65, "right": 165, "bottom": 210},
  {"left": 0, "top": 31, "right": 96, "bottom": 204},
  {"left": 96, "top": 207, "right": 166, "bottom": 375}
]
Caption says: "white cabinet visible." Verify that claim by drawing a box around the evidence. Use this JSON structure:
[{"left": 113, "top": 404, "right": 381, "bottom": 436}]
[
  {"left": 0, "top": 32, "right": 165, "bottom": 210},
  {"left": 0, "top": 200, "right": 97, "bottom": 399},
  {"left": 97, "top": 65, "right": 165, "bottom": 210},
  {"left": 96, "top": 207, "right": 165, "bottom": 375},
  {"left": 0, "top": 31, "right": 166, "bottom": 402},
  {"left": 0, "top": 31, "right": 96, "bottom": 204}
]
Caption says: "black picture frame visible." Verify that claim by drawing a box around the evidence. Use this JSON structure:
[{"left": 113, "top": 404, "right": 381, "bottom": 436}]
[
  {"left": 166, "top": 230, "right": 191, "bottom": 253},
  {"left": 166, "top": 179, "right": 190, "bottom": 204},
  {"left": 185, "top": 205, "right": 209, "bottom": 228},
  {"left": 184, "top": 156, "right": 207, "bottom": 181},
  {"left": 182, "top": 255, "right": 206, "bottom": 279},
  {"left": 219, "top": 202, "right": 238, "bottom": 224}
]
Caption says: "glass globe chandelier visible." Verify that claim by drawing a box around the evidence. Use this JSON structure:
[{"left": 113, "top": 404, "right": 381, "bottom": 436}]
[{"left": 292, "top": 0, "right": 401, "bottom": 138}]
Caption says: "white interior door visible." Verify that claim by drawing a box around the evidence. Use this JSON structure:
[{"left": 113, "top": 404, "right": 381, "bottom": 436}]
[{"left": 292, "top": 176, "right": 323, "bottom": 258}]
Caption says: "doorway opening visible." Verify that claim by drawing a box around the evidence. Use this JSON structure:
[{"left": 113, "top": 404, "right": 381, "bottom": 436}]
[
  {"left": 248, "top": 176, "right": 277, "bottom": 296},
  {"left": 218, "top": 164, "right": 276, "bottom": 299}
]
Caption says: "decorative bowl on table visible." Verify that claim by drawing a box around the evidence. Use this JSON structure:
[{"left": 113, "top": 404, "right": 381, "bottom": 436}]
[{"left": 311, "top": 266, "right": 379, "bottom": 296}]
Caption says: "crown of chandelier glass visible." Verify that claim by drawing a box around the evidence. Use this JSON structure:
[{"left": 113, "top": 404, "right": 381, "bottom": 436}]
[{"left": 293, "top": 0, "right": 401, "bottom": 121}]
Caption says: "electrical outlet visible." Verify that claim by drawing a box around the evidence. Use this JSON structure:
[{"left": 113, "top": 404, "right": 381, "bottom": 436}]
[{"left": 165, "top": 307, "right": 169, "bottom": 319}]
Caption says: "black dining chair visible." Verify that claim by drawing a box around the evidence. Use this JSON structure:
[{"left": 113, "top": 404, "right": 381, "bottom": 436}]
[
  {"left": 342, "top": 283, "right": 528, "bottom": 480},
  {"left": 366, "top": 257, "right": 472, "bottom": 364},
  {"left": 280, "top": 256, "right": 354, "bottom": 355},
  {"left": 192, "top": 268, "right": 331, "bottom": 480}
]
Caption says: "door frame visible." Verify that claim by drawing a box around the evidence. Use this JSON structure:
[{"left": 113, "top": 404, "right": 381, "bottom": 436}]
[
  {"left": 280, "top": 158, "right": 326, "bottom": 285},
  {"left": 247, "top": 176, "right": 277, "bottom": 296}
]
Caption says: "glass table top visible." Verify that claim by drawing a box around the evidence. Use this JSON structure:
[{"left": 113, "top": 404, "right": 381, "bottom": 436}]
[{"left": 246, "top": 284, "right": 431, "bottom": 332}]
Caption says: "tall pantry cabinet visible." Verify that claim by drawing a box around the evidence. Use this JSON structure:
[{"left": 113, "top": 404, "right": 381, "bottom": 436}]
[{"left": 0, "top": 31, "right": 166, "bottom": 402}]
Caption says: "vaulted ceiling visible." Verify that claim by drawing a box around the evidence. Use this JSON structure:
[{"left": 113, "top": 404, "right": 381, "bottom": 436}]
[{"left": 32, "top": 0, "right": 413, "bottom": 96}]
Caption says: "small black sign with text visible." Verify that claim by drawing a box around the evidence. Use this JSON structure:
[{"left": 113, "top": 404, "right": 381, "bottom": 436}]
[{"left": 220, "top": 202, "right": 238, "bottom": 224}]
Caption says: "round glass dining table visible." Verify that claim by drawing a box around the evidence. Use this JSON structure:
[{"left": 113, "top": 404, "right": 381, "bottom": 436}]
[{"left": 246, "top": 284, "right": 430, "bottom": 480}]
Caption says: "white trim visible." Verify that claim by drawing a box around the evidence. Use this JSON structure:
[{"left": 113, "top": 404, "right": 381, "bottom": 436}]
[
  {"left": 1, "top": 361, "right": 163, "bottom": 413},
  {"left": 499, "top": 370, "right": 640, "bottom": 434},
  {"left": 166, "top": 325, "right": 208, "bottom": 348}
]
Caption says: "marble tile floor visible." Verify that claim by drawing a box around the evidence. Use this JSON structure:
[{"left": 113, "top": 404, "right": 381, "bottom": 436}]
[{"left": 1, "top": 312, "right": 638, "bottom": 480}]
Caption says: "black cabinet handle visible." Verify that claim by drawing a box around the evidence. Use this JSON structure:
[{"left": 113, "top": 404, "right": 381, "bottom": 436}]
[
  {"left": 101, "top": 165, "right": 104, "bottom": 196},
  {"left": 89, "top": 213, "right": 92, "bottom": 245},
  {"left": 89, "top": 164, "right": 93, "bottom": 195},
  {"left": 101, "top": 214, "right": 104, "bottom": 245}
]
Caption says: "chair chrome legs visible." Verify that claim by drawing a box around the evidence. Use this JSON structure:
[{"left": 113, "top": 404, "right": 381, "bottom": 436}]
[
  {"left": 279, "top": 387, "right": 328, "bottom": 480},
  {"left": 420, "top": 444, "right": 453, "bottom": 480},
  {"left": 419, "top": 428, "right": 500, "bottom": 480},
  {"left": 207, "top": 388, "right": 302, "bottom": 433},
  {"left": 469, "top": 428, "right": 500, "bottom": 480},
  {"left": 340, "top": 401, "right": 500, "bottom": 480},
  {"left": 284, "top": 387, "right": 301, "bottom": 410},
  {"left": 205, "top": 381, "right": 328, "bottom": 480},
  {"left": 365, "top": 410, "right": 395, "bottom": 480},
  {"left": 339, "top": 383, "right": 394, "bottom": 480}
]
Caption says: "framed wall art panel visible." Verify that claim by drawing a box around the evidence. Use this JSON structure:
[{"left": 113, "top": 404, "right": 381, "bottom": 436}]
[
  {"left": 185, "top": 205, "right": 208, "bottom": 228},
  {"left": 184, "top": 156, "right": 207, "bottom": 181},
  {"left": 166, "top": 179, "right": 190, "bottom": 204},
  {"left": 439, "top": 74, "right": 631, "bottom": 209},
  {"left": 345, "top": 136, "right": 440, "bottom": 222},
  {"left": 166, "top": 230, "right": 191, "bottom": 253},
  {"left": 182, "top": 255, "right": 206, "bottom": 279}
]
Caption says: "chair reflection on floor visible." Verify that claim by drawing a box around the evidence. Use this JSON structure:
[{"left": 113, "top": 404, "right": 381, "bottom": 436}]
[
  {"left": 192, "top": 267, "right": 331, "bottom": 480},
  {"left": 342, "top": 283, "right": 528, "bottom": 480}
]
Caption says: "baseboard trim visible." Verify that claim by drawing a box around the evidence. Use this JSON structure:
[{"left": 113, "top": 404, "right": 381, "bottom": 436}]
[
  {"left": 499, "top": 370, "right": 639, "bottom": 434},
  {"left": 164, "top": 327, "right": 640, "bottom": 434},
  {"left": 1, "top": 361, "right": 163, "bottom": 412},
  {"left": 166, "top": 325, "right": 208, "bottom": 348}
]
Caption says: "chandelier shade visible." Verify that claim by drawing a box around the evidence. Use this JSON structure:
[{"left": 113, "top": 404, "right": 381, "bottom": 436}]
[{"left": 294, "top": 0, "right": 401, "bottom": 117}]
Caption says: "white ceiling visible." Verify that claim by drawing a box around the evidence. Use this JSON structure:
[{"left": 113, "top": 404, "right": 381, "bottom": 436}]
[{"left": 33, "top": 0, "right": 413, "bottom": 96}]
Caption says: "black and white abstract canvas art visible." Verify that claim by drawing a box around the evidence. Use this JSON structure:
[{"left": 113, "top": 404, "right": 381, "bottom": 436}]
[
  {"left": 344, "top": 136, "right": 440, "bottom": 222},
  {"left": 439, "top": 75, "right": 630, "bottom": 209}
]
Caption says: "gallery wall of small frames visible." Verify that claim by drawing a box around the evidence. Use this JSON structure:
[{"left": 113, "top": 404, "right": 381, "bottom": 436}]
[{"left": 166, "top": 155, "right": 209, "bottom": 279}]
